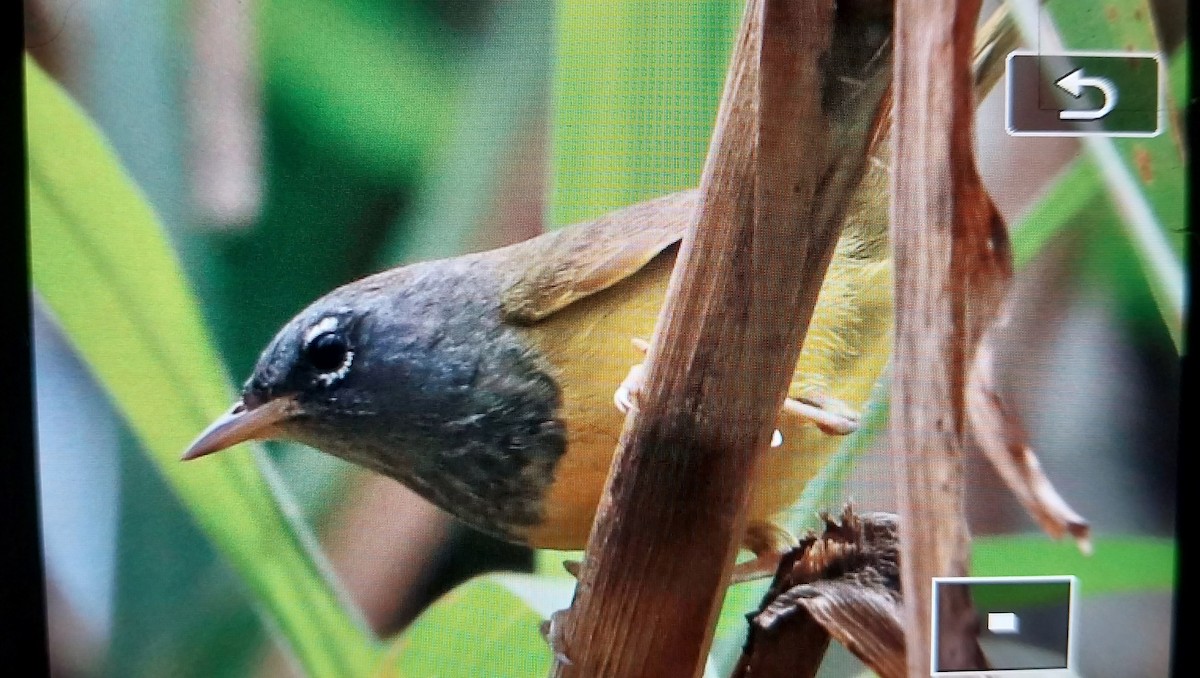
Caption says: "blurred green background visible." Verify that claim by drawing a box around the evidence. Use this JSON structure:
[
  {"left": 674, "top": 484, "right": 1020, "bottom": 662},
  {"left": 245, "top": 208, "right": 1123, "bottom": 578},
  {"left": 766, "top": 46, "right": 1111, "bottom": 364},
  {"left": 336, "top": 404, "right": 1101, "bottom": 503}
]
[{"left": 25, "top": 0, "right": 1185, "bottom": 676}]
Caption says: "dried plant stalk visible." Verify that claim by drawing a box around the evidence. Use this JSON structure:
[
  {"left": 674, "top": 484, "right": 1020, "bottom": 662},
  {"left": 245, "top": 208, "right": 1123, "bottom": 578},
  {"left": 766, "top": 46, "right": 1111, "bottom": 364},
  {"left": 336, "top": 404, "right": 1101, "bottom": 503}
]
[
  {"left": 549, "top": 1, "right": 893, "bottom": 676},
  {"left": 889, "top": 0, "right": 992, "bottom": 674}
]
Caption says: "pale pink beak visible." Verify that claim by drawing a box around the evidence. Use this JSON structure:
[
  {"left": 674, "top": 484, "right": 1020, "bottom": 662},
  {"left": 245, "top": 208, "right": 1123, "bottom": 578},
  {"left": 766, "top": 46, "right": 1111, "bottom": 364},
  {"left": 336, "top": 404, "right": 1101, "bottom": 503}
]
[{"left": 181, "top": 395, "right": 299, "bottom": 461}]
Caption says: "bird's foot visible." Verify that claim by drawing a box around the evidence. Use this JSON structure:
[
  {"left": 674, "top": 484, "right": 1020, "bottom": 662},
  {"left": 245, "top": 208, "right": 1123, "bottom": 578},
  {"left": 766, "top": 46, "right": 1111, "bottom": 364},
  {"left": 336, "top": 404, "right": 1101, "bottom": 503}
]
[
  {"left": 731, "top": 520, "right": 799, "bottom": 584},
  {"left": 615, "top": 337, "right": 785, "bottom": 448},
  {"left": 613, "top": 363, "right": 647, "bottom": 414},
  {"left": 539, "top": 609, "right": 574, "bottom": 666},
  {"left": 613, "top": 337, "right": 651, "bottom": 413},
  {"left": 782, "top": 390, "right": 861, "bottom": 436}
]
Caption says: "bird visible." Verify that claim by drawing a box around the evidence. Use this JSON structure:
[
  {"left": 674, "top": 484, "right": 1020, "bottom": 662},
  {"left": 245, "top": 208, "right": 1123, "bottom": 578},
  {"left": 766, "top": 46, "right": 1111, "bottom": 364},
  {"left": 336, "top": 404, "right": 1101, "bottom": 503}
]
[{"left": 182, "top": 187, "right": 892, "bottom": 581}]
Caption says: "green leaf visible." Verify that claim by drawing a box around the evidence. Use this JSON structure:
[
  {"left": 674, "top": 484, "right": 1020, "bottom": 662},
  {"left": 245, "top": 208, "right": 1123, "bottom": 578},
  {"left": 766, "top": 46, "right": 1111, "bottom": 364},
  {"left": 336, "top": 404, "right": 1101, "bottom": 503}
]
[
  {"left": 25, "top": 57, "right": 382, "bottom": 677},
  {"left": 1043, "top": 0, "right": 1167, "bottom": 53},
  {"left": 384, "top": 576, "right": 554, "bottom": 678},
  {"left": 973, "top": 535, "right": 1175, "bottom": 596},
  {"left": 1025, "top": 2, "right": 1189, "bottom": 349},
  {"left": 389, "top": 573, "right": 726, "bottom": 678},
  {"left": 551, "top": 0, "right": 741, "bottom": 225}
]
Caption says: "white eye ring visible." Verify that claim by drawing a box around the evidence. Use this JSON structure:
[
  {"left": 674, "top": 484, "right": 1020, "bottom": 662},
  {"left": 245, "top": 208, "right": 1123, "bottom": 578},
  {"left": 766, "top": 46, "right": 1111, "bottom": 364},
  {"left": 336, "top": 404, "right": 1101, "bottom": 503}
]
[
  {"left": 304, "top": 316, "right": 354, "bottom": 386},
  {"left": 304, "top": 316, "right": 341, "bottom": 346}
]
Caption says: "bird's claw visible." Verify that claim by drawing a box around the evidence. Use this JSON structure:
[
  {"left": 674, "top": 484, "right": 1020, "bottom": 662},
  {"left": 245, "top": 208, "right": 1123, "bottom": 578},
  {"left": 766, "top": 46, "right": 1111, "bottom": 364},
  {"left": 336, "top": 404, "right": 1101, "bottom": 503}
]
[
  {"left": 540, "top": 609, "right": 574, "bottom": 666},
  {"left": 614, "top": 363, "right": 646, "bottom": 414},
  {"left": 616, "top": 337, "right": 787, "bottom": 448},
  {"left": 782, "top": 392, "right": 861, "bottom": 436},
  {"left": 613, "top": 337, "right": 652, "bottom": 413},
  {"left": 732, "top": 520, "right": 799, "bottom": 584}
]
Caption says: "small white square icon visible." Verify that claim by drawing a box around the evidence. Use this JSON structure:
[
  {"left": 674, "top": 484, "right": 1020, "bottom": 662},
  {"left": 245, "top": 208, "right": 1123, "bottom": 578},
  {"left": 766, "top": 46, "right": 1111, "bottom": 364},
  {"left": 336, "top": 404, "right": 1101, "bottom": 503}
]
[
  {"left": 931, "top": 575, "right": 1075, "bottom": 674},
  {"left": 987, "top": 612, "right": 1020, "bottom": 634}
]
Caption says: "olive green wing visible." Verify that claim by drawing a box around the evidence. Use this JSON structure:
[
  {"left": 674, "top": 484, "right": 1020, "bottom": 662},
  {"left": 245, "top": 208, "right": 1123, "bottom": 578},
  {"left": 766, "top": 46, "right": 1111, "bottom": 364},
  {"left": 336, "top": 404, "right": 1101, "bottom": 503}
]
[{"left": 497, "top": 190, "right": 697, "bottom": 324}]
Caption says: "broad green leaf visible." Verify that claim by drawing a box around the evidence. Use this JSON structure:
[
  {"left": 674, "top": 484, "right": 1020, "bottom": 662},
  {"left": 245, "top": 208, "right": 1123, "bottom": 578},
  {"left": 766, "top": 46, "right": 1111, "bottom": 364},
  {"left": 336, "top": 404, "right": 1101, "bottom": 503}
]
[
  {"left": 551, "top": 0, "right": 741, "bottom": 225},
  {"left": 389, "top": 573, "right": 723, "bottom": 678},
  {"left": 973, "top": 535, "right": 1175, "bottom": 595},
  {"left": 383, "top": 576, "right": 553, "bottom": 678},
  {"left": 1031, "top": 1, "right": 1189, "bottom": 348},
  {"left": 534, "top": 548, "right": 584, "bottom": 578},
  {"left": 25, "top": 57, "right": 382, "bottom": 677}
]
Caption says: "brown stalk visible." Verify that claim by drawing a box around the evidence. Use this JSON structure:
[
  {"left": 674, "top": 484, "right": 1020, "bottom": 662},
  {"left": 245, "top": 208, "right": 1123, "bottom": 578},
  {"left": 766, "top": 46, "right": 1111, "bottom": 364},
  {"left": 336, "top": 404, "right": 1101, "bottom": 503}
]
[
  {"left": 548, "top": 1, "right": 892, "bottom": 676},
  {"left": 889, "top": 0, "right": 993, "bottom": 674}
]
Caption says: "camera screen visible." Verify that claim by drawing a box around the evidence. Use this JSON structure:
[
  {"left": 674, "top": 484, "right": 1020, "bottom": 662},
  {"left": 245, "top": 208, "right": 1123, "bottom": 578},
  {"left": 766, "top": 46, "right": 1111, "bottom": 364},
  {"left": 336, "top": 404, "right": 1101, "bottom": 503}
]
[{"left": 24, "top": 0, "right": 1183, "bottom": 675}]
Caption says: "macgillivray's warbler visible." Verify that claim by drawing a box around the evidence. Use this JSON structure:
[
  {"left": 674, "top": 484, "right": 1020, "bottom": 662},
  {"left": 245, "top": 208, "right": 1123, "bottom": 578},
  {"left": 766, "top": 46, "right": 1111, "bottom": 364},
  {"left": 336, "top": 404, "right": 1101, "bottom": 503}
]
[{"left": 182, "top": 188, "right": 891, "bottom": 580}]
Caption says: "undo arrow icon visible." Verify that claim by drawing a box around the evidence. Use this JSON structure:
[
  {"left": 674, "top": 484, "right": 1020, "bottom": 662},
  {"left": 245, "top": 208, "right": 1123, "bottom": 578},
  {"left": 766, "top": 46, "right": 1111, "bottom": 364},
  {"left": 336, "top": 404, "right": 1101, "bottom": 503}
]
[{"left": 1054, "top": 68, "right": 1118, "bottom": 120}]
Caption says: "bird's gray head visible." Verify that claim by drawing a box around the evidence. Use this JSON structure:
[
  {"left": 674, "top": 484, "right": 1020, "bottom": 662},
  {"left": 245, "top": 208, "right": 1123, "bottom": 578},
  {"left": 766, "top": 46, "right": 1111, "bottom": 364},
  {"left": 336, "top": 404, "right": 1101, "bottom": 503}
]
[
  {"left": 238, "top": 296, "right": 383, "bottom": 457},
  {"left": 183, "top": 270, "right": 489, "bottom": 459},
  {"left": 181, "top": 266, "right": 569, "bottom": 537}
]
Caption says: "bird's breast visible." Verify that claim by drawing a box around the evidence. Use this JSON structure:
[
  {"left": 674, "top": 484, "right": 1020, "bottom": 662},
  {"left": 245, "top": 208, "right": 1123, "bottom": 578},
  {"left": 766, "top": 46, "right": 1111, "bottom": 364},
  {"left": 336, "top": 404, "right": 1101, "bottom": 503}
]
[{"left": 517, "top": 249, "right": 892, "bottom": 550}]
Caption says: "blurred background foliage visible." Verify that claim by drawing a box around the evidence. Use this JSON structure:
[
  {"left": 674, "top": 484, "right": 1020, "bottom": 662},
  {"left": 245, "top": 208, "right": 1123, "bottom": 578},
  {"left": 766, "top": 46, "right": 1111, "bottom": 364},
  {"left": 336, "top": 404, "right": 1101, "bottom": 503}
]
[{"left": 25, "top": 0, "right": 1185, "bottom": 676}]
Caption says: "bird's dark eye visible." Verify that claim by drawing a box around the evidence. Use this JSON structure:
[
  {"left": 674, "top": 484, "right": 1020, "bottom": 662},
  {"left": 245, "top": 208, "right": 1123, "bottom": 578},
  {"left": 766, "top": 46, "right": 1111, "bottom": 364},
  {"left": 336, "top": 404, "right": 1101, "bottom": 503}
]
[{"left": 305, "top": 332, "right": 349, "bottom": 373}]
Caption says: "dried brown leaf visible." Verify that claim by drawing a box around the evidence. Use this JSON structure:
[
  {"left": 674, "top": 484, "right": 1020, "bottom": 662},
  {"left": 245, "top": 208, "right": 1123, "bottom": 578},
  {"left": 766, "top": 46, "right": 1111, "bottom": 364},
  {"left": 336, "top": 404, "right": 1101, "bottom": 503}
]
[
  {"left": 735, "top": 509, "right": 917, "bottom": 678},
  {"left": 966, "top": 303, "right": 1093, "bottom": 552}
]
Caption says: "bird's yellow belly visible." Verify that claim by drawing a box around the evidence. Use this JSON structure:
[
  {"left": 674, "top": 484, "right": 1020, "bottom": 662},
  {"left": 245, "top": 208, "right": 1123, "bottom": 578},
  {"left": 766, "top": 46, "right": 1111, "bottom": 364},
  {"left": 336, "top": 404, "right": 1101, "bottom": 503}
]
[{"left": 523, "top": 251, "right": 892, "bottom": 550}]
